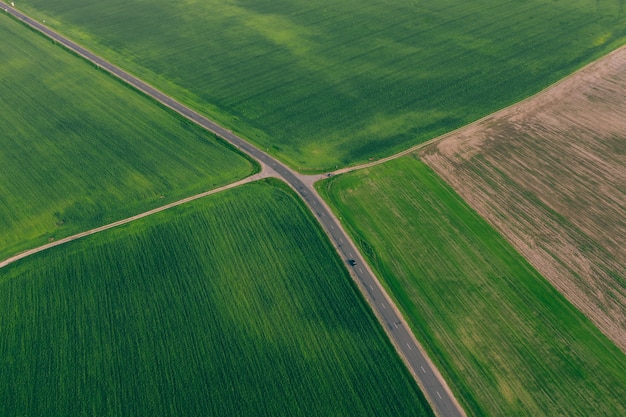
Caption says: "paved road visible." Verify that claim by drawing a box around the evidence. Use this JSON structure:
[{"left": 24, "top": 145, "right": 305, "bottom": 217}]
[{"left": 2, "top": 5, "right": 465, "bottom": 416}]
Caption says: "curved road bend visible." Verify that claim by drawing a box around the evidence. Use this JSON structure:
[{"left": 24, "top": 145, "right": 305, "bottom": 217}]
[{"left": 2, "top": 5, "right": 465, "bottom": 417}]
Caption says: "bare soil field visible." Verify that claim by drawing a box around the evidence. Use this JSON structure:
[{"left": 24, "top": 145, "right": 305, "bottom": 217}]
[{"left": 421, "top": 46, "right": 626, "bottom": 351}]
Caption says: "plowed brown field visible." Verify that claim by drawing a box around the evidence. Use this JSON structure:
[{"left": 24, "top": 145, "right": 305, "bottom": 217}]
[{"left": 421, "top": 46, "right": 626, "bottom": 351}]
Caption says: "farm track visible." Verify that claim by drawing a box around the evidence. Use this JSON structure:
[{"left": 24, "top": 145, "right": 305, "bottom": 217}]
[
  {"left": 333, "top": 44, "right": 626, "bottom": 176},
  {"left": 330, "top": 44, "right": 626, "bottom": 350},
  {"left": 0, "top": 174, "right": 270, "bottom": 269},
  {"left": 0, "top": 5, "right": 464, "bottom": 417}
]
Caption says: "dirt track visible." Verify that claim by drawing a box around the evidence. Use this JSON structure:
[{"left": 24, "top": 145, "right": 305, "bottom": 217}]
[
  {"left": 421, "top": 46, "right": 626, "bottom": 351},
  {"left": 0, "top": 174, "right": 273, "bottom": 269}
]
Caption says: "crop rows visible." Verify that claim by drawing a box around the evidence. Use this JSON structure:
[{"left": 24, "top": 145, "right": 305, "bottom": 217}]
[
  {"left": 16, "top": 0, "right": 626, "bottom": 170},
  {"left": 420, "top": 46, "right": 626, "bottom": 350},
  {"left": 0, "top": 15, "right": 255, "bottom": 260},
  {"left": 0, "top": 180, "right": 434, "bottom": 417},
  {"left": 318, "top": 158, "right": 626, "bottom": 416}
]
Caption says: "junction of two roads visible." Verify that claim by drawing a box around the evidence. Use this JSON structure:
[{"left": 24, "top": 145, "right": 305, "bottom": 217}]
[{"left": 2, "top": 4, "right": 464, "bottom": 416}]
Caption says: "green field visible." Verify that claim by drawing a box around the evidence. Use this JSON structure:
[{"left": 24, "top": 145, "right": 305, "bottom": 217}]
[
  {"left": 0, "top": 15, "right": 256, "bottom": 261},
  {"left": 0, "top": 180, "right": 434, "bottom": 417},
  {"left": 16, "top": 0, "right": 626, "bottom": 170},
  {"left": 318, "top": 157, "right": 626, "bottom": 416}
]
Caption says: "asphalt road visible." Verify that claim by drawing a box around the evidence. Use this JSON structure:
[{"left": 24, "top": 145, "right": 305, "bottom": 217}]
[{"left": 2, "top": 5, "right": 465, "bottom": 416}]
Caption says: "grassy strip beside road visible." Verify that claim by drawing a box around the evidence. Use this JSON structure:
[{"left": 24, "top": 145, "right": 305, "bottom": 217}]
[
  {"left": 318, "top": 157, "right": 626, "bottom": 416},
  {"left": 0, "top": 15, "right": 256, "bottom": 261},
  {"left": 16, "top": 0, "right": 626, "bottom": 170},
  {"left": 0, "top": 180, "right": 434, "bottom": 417}
]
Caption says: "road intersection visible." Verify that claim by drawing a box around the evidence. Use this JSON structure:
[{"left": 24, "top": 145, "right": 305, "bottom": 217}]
[{"left": 1, "top": 5, "right": 465, "bottom": 416}]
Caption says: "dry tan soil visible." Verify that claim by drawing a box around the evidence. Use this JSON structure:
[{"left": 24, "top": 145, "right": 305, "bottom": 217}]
[{"left": 421, "top": 46, "right": 626, "bottom": 351}]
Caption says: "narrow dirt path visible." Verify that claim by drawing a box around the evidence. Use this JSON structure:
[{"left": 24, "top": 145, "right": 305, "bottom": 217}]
[
  {"left": 0, "top": 172, "right": 273, "bottom": 269},
  {"left": 327, "top": 46, "right": 626, "bottom": 177}
]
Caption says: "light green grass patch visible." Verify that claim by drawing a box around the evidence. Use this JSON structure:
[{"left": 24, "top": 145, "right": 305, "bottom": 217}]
[
  {"left": 318, "top": 156, "right": 626, "bottom": 416},
  {"left": 0, "top": 15, "right": 256, "bottom": 260},
  {"left": 0, "top": 180, "right": 434, "bottom": 417},
  {"left": 16, "top": 0, "right": 626, "bottom": 170}
]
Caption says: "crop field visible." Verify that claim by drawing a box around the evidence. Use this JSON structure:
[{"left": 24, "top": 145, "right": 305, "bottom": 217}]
[
  {"left": 0, "top": 180, "right": 434, "bottom": 417},
  {"left": 318, "top": 158, "right": 626, "bottom": 416},
  {"left": 4, "top": 1, "right": 626, "bottom": 415},
  {"left": 0, "top": 15, "right": 256, "bottom": 261},
  {"left": 421, "top": 45, "right": 626, "bottom": 351},
  {"left": 15, "top": 0, "right": 626, "bottom": 170}
]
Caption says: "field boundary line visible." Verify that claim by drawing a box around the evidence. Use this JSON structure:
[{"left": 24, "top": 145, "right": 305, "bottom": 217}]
[
  {"left": 0, "top": 173, "right": 271, "bottom": 269},
  {"left": 331, "top": 44, "right": 626, "bottom": 176}
]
